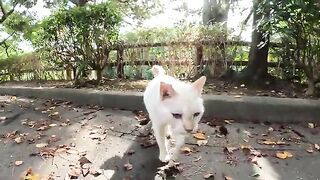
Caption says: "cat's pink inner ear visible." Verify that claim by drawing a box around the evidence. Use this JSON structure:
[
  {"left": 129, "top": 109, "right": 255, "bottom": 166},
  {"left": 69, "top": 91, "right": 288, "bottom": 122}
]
[
  {"left": 160, "top": 82, "right": 175, "bottom": 100},
  {"left": 192, "top": 76, "right": 206, "bottom": 95}
]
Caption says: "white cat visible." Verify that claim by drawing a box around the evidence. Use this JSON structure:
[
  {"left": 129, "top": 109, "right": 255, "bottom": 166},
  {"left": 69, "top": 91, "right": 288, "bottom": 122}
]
[{"left": 143, "top": 65, "right": 206, "bottom": 162}]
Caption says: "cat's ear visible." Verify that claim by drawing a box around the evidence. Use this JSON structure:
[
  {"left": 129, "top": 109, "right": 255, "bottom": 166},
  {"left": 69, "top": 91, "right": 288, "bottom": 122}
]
[
  {"left": 160, "top": 82, "right": 175, "bottom": 100},
  {"left": 192, "top": 76, "right": 206, "bottom": 95}
]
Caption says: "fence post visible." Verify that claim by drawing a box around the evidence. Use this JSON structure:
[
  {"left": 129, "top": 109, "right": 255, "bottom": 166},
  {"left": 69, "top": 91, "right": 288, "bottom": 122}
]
[
  {"left": 195, "top": 44, "right": 203, "bottom": 76},
  {"left": 117, "top": 46, "right": 124, "bottom": 78}
]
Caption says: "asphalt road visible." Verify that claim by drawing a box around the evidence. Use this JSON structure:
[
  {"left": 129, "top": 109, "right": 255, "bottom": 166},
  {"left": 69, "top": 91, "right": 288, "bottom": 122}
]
[{"left": 0, "top": 95, "right": 319, "bottom": 180}]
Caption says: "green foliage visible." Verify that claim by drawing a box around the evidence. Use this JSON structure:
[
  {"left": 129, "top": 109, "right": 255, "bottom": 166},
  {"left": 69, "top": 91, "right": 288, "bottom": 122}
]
[
  {"left": 268, "top": 0, "right": 320, "bottom": 83},
  {"left": 37, "top": 1, "right": 122, "bottom": 83}
]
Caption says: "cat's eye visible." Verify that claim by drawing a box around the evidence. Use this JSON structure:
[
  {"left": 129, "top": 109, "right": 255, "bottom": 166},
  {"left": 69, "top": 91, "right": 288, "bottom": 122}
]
[
  {"left": 172, "top": 113, "right": 182, "bottom": 119},
  {"left": 193, "top": 112, "right": 200, "bottom": 117}
]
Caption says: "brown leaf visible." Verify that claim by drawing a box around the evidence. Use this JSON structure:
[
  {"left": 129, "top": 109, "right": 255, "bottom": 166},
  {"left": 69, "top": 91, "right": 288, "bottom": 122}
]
[
  {"left": 157, "top": 162, "right": 183, "bottom": 178},
  {"left": 60, "top": 123, "right": 68, "bottom": 127},
  {"left": 240, "top": 145, "right": 252, "bottom": 156},
  {"left": 203, "top": 172, "right": 215, "bottom": 179},
  {"left": 276, "top": 151, "right": 293, "bottom": 159},
  {"left": 223, "top": 174, "right": 233, "bottom": 180},
  {"left": 224, "top": 120, "right": 234, "bottom": 125},
  {"left": 37, "top": 126, "right": 49, "bottom": 131},
  {"left": 49, "top": 112, "right": 59, "bottom": 117},
  {"left": 78, "top": 156, "right": 92, "bottom": 167},
  {"left": 89, "top": 167, "right": 102, "bottom": 177},
  {"left": 21, "top": 168, "right": 41, "bottom": 180},
  {"left": 180, "top": 147, "right": 192, "bottom": 155},
  {"left": 39, "top": 147, "right": 56, "bottom": 157},
  {"left": 49, "top": 124, "right": 58, "bottom": 127},
  {"left": 9, "top": 96, "right": 17, "bottom": 101},
  {"left": 36, "top": 143, "right": 48, "bottom": 148},
  {"left": 306, "top": 146, "right": 314, "bottom": 153},
  {"left": 15, "top": 137, "right": 23, "bottom": 144},
  {"left": 193, "top": 156, "right": 202, "bottom": 162},
  {"left": 15, "top": 160, "right": 23, "bottom": 166},
  {"left": 124, "top": 161, "right": 133, "bottom": 171},
  {"left": 219, "top": 126, "right": 229, "bottom": 136},
  {"left": 223, "top": 146, "right": 239, "bottom": 154},
  {"left": 308, "top": 123, "right": 315, "bottom": 128},
  {"left": 193, "top": 132, "right": 206, "bottom": 140},
  {"left": 196, "top": 140, "right": 208, "bottom": 146},
  {"left": 259, "top": 139, "right": 287, "bottom": 145},
  {"left": 127, "top": 150, "right": 135, "bottom": 155}
]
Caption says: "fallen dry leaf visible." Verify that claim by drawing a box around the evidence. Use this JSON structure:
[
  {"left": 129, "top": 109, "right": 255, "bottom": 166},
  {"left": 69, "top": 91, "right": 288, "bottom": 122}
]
[
  {"left": 224, "top": 120, "right": 234, "bottom": 125},
  {"left": 36, "top": 143, "right": 48, "bottom": 148},
  {"left": 157, "top": 162, "right": 183, "bottom": 178},
  {"left": 21, "top": 168, "right": 40, "bottom": 180},
  {"left": 223, "top": 174, "right": 233, "bottom": 180},
  {"left": 127, "top": 150, "right": 135, "bottom": 155},
  {"left": 196, "top": 140, "right": 208, "bottom": 146},
  {"left": 49, "top": 124, "right": 58, "bottom": 127},
  {"left": 259, "top": 139, "right": 287, "bottom": 145},
  {"left": 15, "top": 137, "right": 23, "bottom": 144},
  {"left": 203, "top": 172, "right": 215, "bottom": 179},
  {"left": 276, "top": 151, "right": 293, "bottom": 159},
  {"left": 193, "top": 132, "right": 206, "bottom": 140},
  {"left": 224, "top": 146, "right": 239, "bottom": 154},
  {"left": 39, "top": 147, "right": 56, "bottom": 158},
  {"left": 9, "top": 96, "right": 17, "bottom": 101},
  {"left": 180, "top": 147, "right": 192, "bottom": 155},
  {"left": 78, "top": 156, "right": 92, "bottom": 167},
  {"left": 60, "top": 123, "right": 68, "bottom": 127},
  {"left": 37, "top": 126, "right": 49, "bottom": 131},
  {"left": 89, "top": 167, "right": 103, "bottom": 177},
  {"left": 219, "top": 126, "right": 229, "bottom": 136},
  {"left": 49, "top": 112, "right": 59, "bottom": 117},
  {"left": 15, "top": 160, "right": 23, "bottom": 166},
  {"left": 124, "top": 161, "right": 133, "bottom": 171},
  {"left": 193, "top": 156, "right": 202, "bottom": 162},
  {"left": 306, "top": 146, "right": 314, "bottom": 153},
  {"left": 308, "top": 123, "right": 315, "bottom": 128},
  {"left": 240, "top": 145, "right": 252, "bottom": 156}
]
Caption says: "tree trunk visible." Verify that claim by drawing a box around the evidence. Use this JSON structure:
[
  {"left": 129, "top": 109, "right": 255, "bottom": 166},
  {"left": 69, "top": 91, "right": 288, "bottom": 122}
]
[
  {"left": 306, "top": 79, "right": 315, "bottom": 96},
  {"left": 95, "top": 68, "right": 103, "bottom": 85},
  {"left": 237, "top": 0, "right": 271, "bottom": 84}
]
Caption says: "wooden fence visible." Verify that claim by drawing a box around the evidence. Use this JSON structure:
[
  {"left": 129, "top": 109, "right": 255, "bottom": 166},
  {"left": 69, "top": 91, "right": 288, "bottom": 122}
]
[{"left": 0, "top": 39, "right": 294, "bottom": 81}]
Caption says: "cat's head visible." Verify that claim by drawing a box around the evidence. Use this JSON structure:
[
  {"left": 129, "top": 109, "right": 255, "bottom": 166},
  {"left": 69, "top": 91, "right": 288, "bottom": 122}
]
[{"left": 160, "top": 76, "right": 206, "bottom": 134}]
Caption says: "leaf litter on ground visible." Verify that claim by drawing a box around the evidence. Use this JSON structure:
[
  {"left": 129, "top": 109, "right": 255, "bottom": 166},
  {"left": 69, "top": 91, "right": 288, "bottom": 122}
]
[{"left": 157, "top": 161, "right": 183, "bottom": 178}]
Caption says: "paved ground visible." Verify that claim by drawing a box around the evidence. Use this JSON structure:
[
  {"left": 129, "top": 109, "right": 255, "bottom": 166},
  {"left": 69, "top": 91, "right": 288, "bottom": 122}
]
[{"left": 0, "top": 95, "right": 320, "bottom": 180}]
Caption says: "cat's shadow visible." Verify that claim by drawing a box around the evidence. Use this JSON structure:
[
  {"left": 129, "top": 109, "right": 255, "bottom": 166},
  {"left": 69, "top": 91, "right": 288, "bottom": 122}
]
[{"left": 100, "top": 136, "right": 167, "bottom": 180}]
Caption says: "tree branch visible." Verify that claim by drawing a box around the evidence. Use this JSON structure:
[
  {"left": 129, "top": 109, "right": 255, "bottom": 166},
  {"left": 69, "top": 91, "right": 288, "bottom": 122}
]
[
  {"left": 0, "top": 32, "right": 15, "bottom": 46},
  {"left": 0, "top": 0, "right": 18, "bottom": 24}
]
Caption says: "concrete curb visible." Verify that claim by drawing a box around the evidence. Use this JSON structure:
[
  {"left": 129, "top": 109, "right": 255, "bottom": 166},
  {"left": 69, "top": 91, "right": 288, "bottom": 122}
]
[{"left": 0, "top": 86, "right": 319, "bottom": 123}]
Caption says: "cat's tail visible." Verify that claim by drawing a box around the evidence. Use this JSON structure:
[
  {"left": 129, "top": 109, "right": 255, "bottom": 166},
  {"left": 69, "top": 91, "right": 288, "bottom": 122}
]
[{"left": 151, "top": 65, "right": 165, "bottom": 77}]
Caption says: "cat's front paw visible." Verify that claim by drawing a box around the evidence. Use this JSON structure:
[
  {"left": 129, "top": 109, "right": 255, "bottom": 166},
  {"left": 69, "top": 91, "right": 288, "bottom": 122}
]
[{"left": 159, "top": 153, "right": 171, "bottom": 163}]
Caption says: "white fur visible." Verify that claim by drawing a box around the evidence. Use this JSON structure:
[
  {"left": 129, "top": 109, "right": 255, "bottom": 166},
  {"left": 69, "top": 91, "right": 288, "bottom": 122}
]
[{"left": 143, "top": 65, "right": 206, "bottom": 162}]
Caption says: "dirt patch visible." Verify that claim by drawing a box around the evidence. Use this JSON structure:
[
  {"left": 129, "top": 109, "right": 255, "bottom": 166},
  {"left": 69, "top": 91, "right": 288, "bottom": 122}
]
[{"left": 0, "top": 78, "right": 312, "bottom": 99}]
